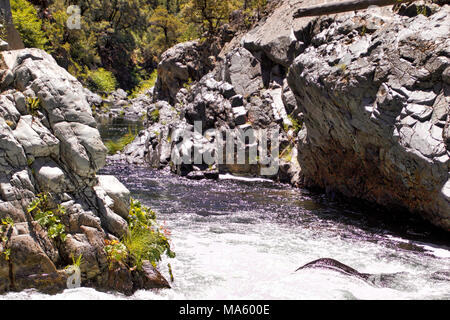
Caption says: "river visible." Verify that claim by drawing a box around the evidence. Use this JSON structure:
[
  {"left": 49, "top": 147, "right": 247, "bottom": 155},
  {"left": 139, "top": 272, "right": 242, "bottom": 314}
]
[{"left": 2, "top": 119, "right": 449, "bottom": 300}]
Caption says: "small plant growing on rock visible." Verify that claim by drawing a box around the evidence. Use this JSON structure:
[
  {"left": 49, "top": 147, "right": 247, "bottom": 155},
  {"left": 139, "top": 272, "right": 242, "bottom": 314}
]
[
  {"left": 360, "top": 25, "right": 367, "bottom": 36},
  {"left": 27, "top": 97, "right": 41, "bottom": 118},
  {"left": 183, "top": 77, "right": 193, "bottom": 91},
  {"left": 337, "top": 63, "right": 347, "bottom": 73},
  {"left": 286, "top": 115, "right": 302, "bottom": 134},
  {"left": 68, "top": 254, "right": 83, "bottom": 269},
  {"left": 416, "top": 5, "right": 428, "bottom": 16},
  {"left": 65, "top": 254, "right": 83, "bottom": 289},
  {"left": 27, "top": 193, "right": 67, "bottom": 242},
  {"left": 103, "top": 199, "right": 175, "bottom": 274},
  {"left": 0, "top": 217, "right": 14, "bottom": 261},
  {"left": 150, "top": 108, "right": 160, "bottom": 123},
  {"left": 104, "top": 240, "right": 128, "bottom": 269},
  {"left": 280, "top": 144, "right": 293, "bottom": 162}
]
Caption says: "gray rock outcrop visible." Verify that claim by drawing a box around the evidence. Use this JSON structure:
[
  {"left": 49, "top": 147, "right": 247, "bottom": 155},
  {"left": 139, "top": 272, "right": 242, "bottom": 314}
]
[
  {"left": 288, "top": 5, "right": 450, "bottom": 230},
  {"left": 0, "top": 48, "right": 169, "bottom": 294}
]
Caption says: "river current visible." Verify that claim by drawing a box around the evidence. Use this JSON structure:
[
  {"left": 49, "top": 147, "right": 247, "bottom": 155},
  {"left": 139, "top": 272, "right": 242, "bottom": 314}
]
[{"left": 2, "top": 120, "right": 449, "bottom": 300}]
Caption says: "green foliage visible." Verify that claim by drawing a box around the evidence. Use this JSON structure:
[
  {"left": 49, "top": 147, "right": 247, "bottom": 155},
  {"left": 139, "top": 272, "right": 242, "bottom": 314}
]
[
  {"left": 65, "top": 254, "right": 83, "bottom": 270},
  {"left": 8, "top": 0, "right": 268, "bottom": 93},
  {"left": 11, "top": 0, "right": 48, "bottom": 49},
  {"left": 1, "top": 217, "right": 14, "bottom": 261},
  {"left": 87, "top": 68, "right": 118, "bottom": 93},
  {"left": 27, "top": 193, "right": 67, "bottom": 242},
  {"left": 416, "top": 5, "right": 428, "bottom": 16},
  {"left": 71, "top": 254, "right": 83, "bottom": 268},
  {"left": 27, "top": 97, "right": 41, "bottom": 117},
  {"left": 149, "top": 6, "right": 185, "bottom": 52},
  {"left": 103, "top": 198, "right": 175, "bottom": 272},
  {"left": 150, "top": 108, "right": 160, "bottom": 123},
  {"left": 104, "top": 239, "right": 128, "bottom": 269},
  {"left": 280, "top": 144, "right": 293, "bottom": 162},
  {"left": 183, "top": 77, "right": 194, "bottom": 91},
  {"left": 129, "top": 69, "right": 158, "bottom": 99},
  {"left": 168, "top": 263, "right": 174, "bottom": 282},
  {"left": 181, "top": 0, "right": 240, "bottom": 35},
  {"left": 286, "top": 115, "right": 302, "bottom": 134},
  {"left": 125, "top": 198, "right": 175, "bottom": 270},
  {"left": 104, "top": 127, "right": 137, "bottom": 155},
  {"left": 1, "top": 248, "right": 11, "bottom": 261},
  {"left": 360, "top": 25, "right": 367, "bottom": 36},
  {"left": 336, "top": 63, "right": 347, "bottom": 72},
  {"left": 0, "top": 18, "right": 6, "bottom": 40}
]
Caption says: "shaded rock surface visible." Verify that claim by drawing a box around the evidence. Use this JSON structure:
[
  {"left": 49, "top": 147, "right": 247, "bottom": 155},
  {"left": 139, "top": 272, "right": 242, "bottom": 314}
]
[{"left": 0, "top": 49, "right": 169, "bottom": 294}]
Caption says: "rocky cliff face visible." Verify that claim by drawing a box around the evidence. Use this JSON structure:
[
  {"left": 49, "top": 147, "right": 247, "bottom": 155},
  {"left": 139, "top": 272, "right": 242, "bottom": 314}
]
[
  {"left": 123, "top": 1, "right": 449, "bottom": 230},
  {"left": 0, "top": 49, "right": 169, "bottom": 294},
  {"left": 288, "top": 4, "right": 450, "bottom": 230}
]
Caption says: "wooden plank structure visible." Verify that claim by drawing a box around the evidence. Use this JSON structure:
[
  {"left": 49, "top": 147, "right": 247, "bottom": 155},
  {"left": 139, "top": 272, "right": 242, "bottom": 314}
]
[{"left": 293, "top": 0, "right": 419, "bottom": 18}]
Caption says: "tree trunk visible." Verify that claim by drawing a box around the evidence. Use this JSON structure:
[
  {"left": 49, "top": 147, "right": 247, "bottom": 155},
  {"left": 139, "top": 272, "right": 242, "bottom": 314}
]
[
  {"left": 293, "top": 0, "right": 418, "bottom": 18},
  {"left": 0, "top": 0, "right": 25, "bottom": 50}
]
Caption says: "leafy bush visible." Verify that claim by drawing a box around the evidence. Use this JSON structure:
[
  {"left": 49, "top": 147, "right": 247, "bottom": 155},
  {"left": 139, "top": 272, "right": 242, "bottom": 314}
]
[
  {"left": 103, "top": 199, "right": 175, "bottom": 271},
  {"left": 87, "top": 68, "right": 118, "bottom": 93},
  {"left": 11, "top": 0, "right": 48, "bottom": 49},
  {"left": 125, "top": 198, "right": 175, "bottom": 270},
  {"left": 27, "top": 193, "right": 67, "bottom": 242},
  {"left": 104, "top": 240, "right": 128, "bottom": 269}
]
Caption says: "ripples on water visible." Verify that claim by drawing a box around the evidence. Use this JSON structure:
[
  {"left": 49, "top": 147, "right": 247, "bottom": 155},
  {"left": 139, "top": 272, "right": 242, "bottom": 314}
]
[{"left": 3, "top": 163, "right": 449, "bottom": 300}]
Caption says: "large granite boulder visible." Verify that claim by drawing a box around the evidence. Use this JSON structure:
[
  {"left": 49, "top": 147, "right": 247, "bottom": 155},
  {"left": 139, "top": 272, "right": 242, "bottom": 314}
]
[{"left": 288, "top": 6, "right": 450, "bottom": 229}]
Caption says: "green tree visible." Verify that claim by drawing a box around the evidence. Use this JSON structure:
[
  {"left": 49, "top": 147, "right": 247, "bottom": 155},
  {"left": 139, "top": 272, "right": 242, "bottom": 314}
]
[
  {"left": 149, "top": 6, "right": 184, "bottom": 52},
  {"left": 181, "top": 0, "right": 239, "bottom": 36},
  {"left": 10, "top": 0, "right": 47, "bottom": 49}
]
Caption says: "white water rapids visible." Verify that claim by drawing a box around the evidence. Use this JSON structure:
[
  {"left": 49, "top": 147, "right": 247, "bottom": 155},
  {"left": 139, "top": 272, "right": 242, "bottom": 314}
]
[{"left": 2, "top": 163, "right": 449, "bottom": 300}]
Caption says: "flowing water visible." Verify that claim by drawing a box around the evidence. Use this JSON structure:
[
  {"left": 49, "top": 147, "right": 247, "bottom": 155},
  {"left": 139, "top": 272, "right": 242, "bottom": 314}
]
[{"left": 2, "top": 121, "right": 450, "bottom": 300}]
